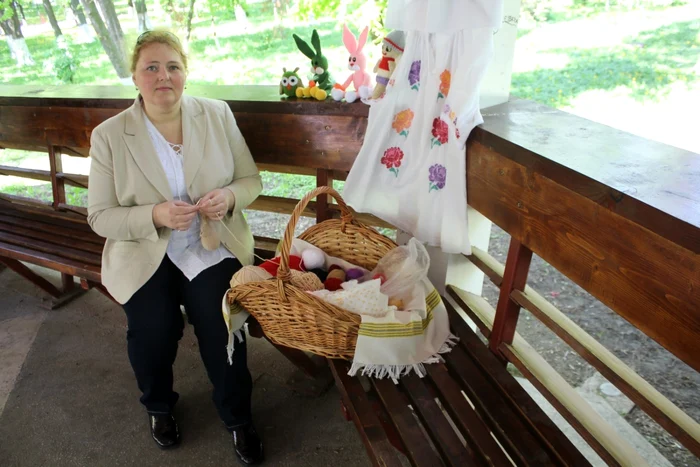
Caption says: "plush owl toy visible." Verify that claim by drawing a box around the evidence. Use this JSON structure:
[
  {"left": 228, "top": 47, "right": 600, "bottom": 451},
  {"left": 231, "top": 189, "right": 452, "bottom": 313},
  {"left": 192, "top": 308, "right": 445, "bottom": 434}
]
[{"left": 279, "top": 67, "right": 303, "bottom": 98}]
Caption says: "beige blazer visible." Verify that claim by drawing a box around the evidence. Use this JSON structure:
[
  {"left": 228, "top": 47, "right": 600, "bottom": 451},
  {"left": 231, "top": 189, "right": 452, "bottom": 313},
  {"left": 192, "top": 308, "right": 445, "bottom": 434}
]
[{"left": 87, "top": 95, "right": 262, "bottom": 304}]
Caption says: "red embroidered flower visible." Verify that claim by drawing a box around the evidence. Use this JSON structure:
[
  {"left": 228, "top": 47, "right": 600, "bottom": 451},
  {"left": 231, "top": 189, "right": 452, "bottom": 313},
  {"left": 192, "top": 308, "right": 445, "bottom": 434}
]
[
  {"left": 431, "top": 118, "right": 449, "bottom": 147},
  {"left": 381, "top": 147, "right": 404, "bottom": 176}
]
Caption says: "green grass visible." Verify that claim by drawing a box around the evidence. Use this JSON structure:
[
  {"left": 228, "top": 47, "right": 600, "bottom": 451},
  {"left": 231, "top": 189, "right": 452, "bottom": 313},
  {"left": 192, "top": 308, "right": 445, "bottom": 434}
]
[
  {"left": 1, "top": 183, "right": 87, "bottom": 207},
  {"left": 511, "top": 20, "right": 699, "bottom": 107}
]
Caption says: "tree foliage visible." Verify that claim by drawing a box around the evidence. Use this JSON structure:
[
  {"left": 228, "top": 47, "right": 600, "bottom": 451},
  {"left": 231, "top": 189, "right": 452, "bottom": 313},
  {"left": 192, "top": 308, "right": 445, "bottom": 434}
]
[{"left": 297, "top": 0, "right": 389, "bottom": 43}]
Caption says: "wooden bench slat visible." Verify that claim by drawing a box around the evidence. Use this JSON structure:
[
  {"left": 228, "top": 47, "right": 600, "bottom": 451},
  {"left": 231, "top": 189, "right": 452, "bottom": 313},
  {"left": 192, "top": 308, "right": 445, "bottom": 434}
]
[
  {"left": 445, "top": 343, "right": 554, "bottom": 466},
  {"left": 445, "top": 300, "right": 591, "bottom": 466},
  {"left": 0, "top": 217, "right": 104, "bottom": 254},
  {"left": 328, "top": 360, "right": 404, "bottom": 467},
  {"left": 371, "top": 377, "right": 447, "bottom": 467},
  {"left": 399, "top": 373, "right": 483, "bottom": 466},
  {"left": 1, "top": 203, "right": 95, "bottom": 232},
  {"left": 0, "top": 212, "right": 103, "bottom": 247},
  {"left": 0, "top": 230, "right": 101, "bottom": 267},
  {"left": 0, "top": 239, "right": 101, "bottom": 282},
  {"left": 419, "top": 365, "right": 513, "bottom": 466}
]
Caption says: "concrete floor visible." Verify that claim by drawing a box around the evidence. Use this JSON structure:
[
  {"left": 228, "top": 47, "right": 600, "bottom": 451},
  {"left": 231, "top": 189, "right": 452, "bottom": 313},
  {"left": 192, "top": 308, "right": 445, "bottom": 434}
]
[{"left": 0, "top": 265, "right": 370, "bottom": 467}]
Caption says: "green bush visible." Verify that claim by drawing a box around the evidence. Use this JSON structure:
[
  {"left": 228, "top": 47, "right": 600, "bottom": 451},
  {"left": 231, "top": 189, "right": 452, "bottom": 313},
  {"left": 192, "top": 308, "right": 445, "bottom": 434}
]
[{"left": 53, "top": 47, "right": 79, "bottom": 84}]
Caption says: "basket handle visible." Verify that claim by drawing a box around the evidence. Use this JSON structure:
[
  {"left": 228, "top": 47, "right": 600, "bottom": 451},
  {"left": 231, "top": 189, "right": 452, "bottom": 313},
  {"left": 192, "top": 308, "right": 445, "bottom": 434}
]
[{"left": 277, "top": 186, "right": 356, "bottom": 282}]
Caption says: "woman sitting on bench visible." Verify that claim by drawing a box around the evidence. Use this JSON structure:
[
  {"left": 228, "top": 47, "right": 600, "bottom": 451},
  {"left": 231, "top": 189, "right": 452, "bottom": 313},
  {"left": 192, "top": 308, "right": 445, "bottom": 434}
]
[{"left": 86, "top": 30, "right": 264, "bottom": 465}]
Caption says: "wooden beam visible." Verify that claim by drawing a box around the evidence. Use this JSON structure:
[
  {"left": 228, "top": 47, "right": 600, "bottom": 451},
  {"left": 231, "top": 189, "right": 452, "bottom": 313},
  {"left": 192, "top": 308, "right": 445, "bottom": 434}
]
[
  {"left": 459, "top": 246, "right": 700, "bottom": 456},
  {"left": 0, "top": 239, "right": 102, "bottom": 282},
  {"left": 0, "top": 168, "right": 87, "bottom": 189},
  {"left": 0, "top": 193, "right": 52, "bottom": 209},
  {"left": 466, "top": 246, "right": 504, "bottom": 288},
  {"left": 511, "top": 288, "right": 700, "bottom": 457},
  {"left": 467, "top": 140, "right": 700, "bottom": 373},
  {"left": 316, "top": 169, "right": 334, "bottom": 223},
  {"left": 256, "top": 163, "right": 348, "bottom": 181},
  {"left": 489, "top": 238, "right": 533, "bottom": 358},
  {"left": 48, "top": 145, "right": 65, "bottom": 210},
  {"left": 446, "top": 286, "right": 492, "bottom": 339},
  {"left": 57, "top": 203, "right": 87, "bottom": 216},
  {"left": 57, "top": 172, "right": 88, "bottom": 189},
  {"left": 328, "top": 359, "right": 405, "bottom": 467},
  {"left": 0, "top": 165, "right": 51, "bottom": 182},
  {"left": 448, "top": 286, "right": 648, "bottom": 466},
  {"left": 61, "top": 147, "right": 89, "bottom": 158},
  {"left": 0, "top": 256, "right": 62, "bottom": 297},
  {"left": 248, "top": 195, "right": 316, "bottom": 218}
]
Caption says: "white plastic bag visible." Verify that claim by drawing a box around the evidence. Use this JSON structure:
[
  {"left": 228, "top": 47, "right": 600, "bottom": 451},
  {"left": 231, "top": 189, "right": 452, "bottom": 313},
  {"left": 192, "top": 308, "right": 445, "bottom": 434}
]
[{"left": 371, "top": 237, "right": 430, "bottom": 301}]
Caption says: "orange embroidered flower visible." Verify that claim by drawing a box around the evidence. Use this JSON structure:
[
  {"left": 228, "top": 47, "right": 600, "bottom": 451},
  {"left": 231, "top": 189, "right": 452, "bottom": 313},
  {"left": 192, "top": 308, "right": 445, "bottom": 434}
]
[
  {"left": 392, "top": 109, "right": 414, "bottom": 137},
  {"left": 438, "top": 70, "right": 451, "bottom": 99}
]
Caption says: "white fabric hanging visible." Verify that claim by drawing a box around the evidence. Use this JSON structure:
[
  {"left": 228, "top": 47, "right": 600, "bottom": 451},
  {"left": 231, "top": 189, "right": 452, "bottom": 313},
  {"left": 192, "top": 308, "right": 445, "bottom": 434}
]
[{"left": 344, "top": 0, "right": 501, "bottom": 255}]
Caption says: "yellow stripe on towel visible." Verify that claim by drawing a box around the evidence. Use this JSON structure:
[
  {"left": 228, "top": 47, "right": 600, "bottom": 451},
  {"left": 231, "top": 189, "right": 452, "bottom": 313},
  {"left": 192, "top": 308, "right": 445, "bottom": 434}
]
[{"left": 358, "top": 290, "right": 442, "bottom": 338}]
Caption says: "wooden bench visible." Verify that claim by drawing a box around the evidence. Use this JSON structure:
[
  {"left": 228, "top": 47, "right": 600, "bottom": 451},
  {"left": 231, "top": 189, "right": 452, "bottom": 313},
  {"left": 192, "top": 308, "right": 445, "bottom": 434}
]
[
  {"left": 1, "top": 86, "right": 698, "bottom": 466},
  {"left": 0, "top": 201, "right": 104, "bottom": 307},
  {"left": 330, "top": 302, "right": 589, "bottom": 466}
]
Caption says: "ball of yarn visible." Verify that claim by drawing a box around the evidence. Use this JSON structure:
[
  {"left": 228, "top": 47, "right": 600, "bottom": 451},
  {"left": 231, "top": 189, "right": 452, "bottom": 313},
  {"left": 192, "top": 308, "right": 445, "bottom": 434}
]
[
  {"left": 289, "top": 270, "right": 324, "bottom": 291},
  {"left": 372, "top": 273, "right": 387, "bottom": 285},
  {"left": 346, "top": 268, "right": 364, "bottom": 281},
  {"left": 327, "top": 269, "right": 346, "bottom": 281},
  {"left": 324, "top": 277, "right": 343, "bottom": 291},
  {"left": 324, "top": 269, "right": 346, "bottom": 291},
  {"left": 230, "top": 266, "right": 273, "bottom": 289},
  {"left": 301, "top": 248, "right": 325, "bottom": 270}
]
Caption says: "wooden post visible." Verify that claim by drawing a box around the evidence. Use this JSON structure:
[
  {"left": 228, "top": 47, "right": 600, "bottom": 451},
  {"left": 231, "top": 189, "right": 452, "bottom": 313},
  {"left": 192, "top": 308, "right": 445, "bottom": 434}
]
[
  {"left": 489, "top": 238, "right": 532, "bottom": 360},
  {"left": 48, "top": 145, "right": 66, "bottom": 210},
  {"left": 316, "top": 169, "right": 334, "bottom": 223}
]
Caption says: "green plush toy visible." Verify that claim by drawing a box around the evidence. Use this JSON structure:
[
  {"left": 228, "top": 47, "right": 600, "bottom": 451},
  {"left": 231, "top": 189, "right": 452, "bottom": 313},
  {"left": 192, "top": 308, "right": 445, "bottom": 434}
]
[
  {"left": 279, "top": 67, "right": 303, "bottom": 98},
  {"left": 293, "top": 29, "right": 334, "bottom": 96}
]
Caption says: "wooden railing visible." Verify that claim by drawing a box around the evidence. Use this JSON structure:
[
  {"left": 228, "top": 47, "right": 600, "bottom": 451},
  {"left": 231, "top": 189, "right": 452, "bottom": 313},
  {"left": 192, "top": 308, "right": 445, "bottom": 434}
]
[{"left": 0, "top": 85, "right": 698, "bottom": 465}]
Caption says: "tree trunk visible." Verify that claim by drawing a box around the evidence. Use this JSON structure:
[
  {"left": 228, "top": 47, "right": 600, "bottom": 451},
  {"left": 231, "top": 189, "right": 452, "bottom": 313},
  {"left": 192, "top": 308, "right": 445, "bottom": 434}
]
[
  {"left": 42, "top": 0, "right": 63, "bottom": 38},
  {"left": 70, "top": 0, "right": 88, "bottom": 25},
  {"left": 9, "top": 2, "right": 23, "bottom": 39},
  {"left": 69, "top": 0, "right": 94, "bottom": 43},
  {"left": 3, "top": 2, "right": 34, "bottom": 66},
  {"left": 185, "top": 0, "right": 195, "bottom": 40},
  {"left": 80, "top": 0, "right": 129, "bottom": 79},
  {"left": 1, "top": 21, "right": 16, "bottom": 62},
  {"left": 95, "top": 0, "right": 124, "bottom": 45},
  {"left": 134, "top": 0, "right": 150, "bottom": 33}
]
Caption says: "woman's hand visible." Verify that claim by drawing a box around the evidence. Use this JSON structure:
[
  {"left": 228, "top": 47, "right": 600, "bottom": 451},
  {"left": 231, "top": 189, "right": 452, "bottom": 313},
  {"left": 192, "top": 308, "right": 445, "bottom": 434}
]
[
  {"left": 153, "top": 200, "right": 199, "bottom": 231},
  {"left": 198, "top": 188, "right": 234, "bottom": 220}
]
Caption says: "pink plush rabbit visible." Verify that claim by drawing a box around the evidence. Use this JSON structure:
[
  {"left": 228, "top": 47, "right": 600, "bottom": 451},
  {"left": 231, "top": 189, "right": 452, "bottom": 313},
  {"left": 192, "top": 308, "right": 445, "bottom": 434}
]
[{"left": 331, "top": 24, "right": 372, "bottom": 103}]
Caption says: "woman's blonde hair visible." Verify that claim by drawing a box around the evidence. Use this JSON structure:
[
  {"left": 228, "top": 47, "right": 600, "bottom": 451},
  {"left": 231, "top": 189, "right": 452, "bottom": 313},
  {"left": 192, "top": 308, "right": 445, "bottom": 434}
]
[{"left": 130, "top": 30, "right": 188, "bottom": 73}]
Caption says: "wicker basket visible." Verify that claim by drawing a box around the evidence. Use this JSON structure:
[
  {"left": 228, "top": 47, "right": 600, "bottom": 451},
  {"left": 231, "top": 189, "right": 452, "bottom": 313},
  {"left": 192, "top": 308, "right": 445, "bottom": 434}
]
[{"left": 227, "top": 186, "right": 397, "bottom": 360}]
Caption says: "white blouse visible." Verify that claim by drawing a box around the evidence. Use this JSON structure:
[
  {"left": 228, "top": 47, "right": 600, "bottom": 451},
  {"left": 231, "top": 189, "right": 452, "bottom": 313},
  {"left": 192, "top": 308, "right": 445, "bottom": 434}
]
[{"left": 144, "top": 110, "right": 235, "bottom": 281}]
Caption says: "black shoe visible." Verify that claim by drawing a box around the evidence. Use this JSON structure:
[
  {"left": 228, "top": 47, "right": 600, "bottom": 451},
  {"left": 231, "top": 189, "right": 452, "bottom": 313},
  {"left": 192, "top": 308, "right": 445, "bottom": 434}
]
[
  {"left": 149, "top": 413, "right": 180, "bottom": 449},
  {"left": 231, "top": 423, "right": 263, "bottom": 464}
]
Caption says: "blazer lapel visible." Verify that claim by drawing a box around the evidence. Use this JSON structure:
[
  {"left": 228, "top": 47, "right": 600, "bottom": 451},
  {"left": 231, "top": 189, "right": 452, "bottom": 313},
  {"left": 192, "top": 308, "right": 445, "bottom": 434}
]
[
  {"left": 182, "top": 95, "right": 207, "bottom": 194},
  {"left": 122, "top": 98, "right": 172, "bottom": 201}
]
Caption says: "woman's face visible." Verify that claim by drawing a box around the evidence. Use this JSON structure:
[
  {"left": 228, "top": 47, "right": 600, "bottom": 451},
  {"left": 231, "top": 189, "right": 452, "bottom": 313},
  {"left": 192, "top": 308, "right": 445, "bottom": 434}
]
[{"left": 133, "top": 43, "right": 186, "bottom": 110}]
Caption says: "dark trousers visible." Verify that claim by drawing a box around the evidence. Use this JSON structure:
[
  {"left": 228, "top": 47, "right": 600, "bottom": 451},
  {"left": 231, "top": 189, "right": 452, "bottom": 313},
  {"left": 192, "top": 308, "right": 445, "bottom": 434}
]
[{"left": 122, "top": 256, "right": 252, "bottom": 429}]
